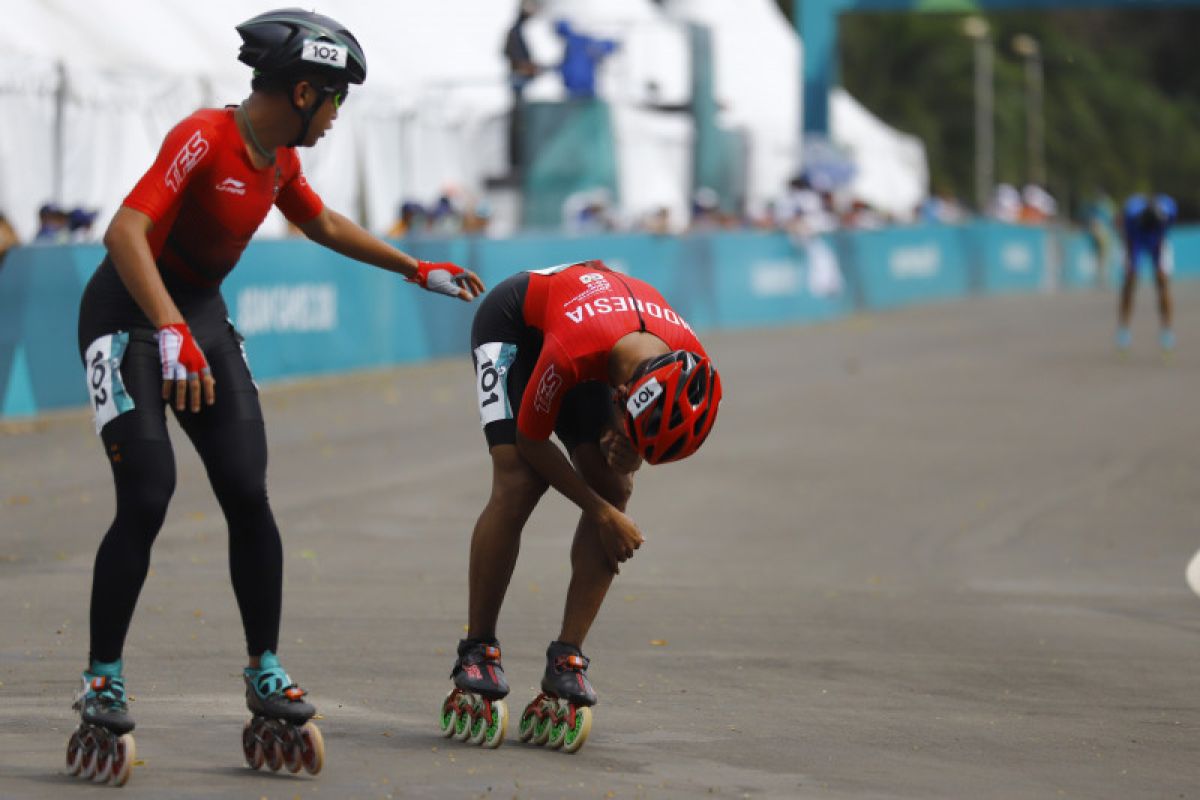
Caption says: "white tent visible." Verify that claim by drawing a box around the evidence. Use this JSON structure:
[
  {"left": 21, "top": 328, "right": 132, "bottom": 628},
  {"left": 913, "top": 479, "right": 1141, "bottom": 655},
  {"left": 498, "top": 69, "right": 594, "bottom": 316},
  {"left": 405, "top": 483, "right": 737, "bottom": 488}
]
[
  {"left": 0, "top": 0, "right": 514, "bottom": 242},
  {"left": 830, "top": 87, "right": 929, "bottom": 220},
  {"left": 0, "top": 0, "right": 927, "bottom": 242}
]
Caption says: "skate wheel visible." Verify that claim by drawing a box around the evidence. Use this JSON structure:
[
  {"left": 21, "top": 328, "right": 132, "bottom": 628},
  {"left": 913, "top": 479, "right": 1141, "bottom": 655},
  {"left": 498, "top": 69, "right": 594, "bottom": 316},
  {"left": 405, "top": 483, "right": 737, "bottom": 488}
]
[
  {"left": 242, "top": 720, "right": 264, "bottom": 770},
  {"left": 110, "top": 734, "right": 135, "bottom": 787},
  {"left": 517, "top": 703, "right": 537, "bottom": 743},
  {"left": 452, "top": 695, "right": 474, "bottom": 742},
  {"left": 78, "top": 729, "right": 98, "bottom": 779},
  {"left": 561, "top": 706, "right": 593, "bottom": 754},
  {"left": 264, "top": 736, "right": 283, "bottom": 772},
  {"left": 547, "top": 714, "right": 568, "bottom": 750},
  {"left": 470, "top": 699, "right": 507, "bottom": 748},
  {"left": 532, "top": 701, "right": 555, "bottom": 746},
  {"left": 438, "top": 690, "right": 459, "bottom": 738},
  {"left": 298, "top": 721, "right": 324, "bottom": 776},
  {"left": 66, "top": 729, "right": 84, "bottom": 776},
  {"left": 92, "top": 734, "right": 113, "bottom": 783},
  {"left": 282, "top": 726, "right": 303, "bottom": 774}
]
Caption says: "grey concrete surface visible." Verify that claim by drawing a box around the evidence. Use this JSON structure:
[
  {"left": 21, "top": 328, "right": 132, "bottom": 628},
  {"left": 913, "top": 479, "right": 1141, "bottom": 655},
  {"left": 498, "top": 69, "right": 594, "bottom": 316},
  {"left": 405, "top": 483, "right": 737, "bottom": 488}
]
[{"left": 2, "top": 285, "right": 1198, "bottom": 799}]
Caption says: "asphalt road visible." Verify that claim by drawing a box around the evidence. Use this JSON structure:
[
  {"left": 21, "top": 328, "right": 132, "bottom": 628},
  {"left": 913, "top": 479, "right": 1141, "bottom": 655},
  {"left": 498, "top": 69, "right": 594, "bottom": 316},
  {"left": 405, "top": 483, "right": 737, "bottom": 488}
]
[{"left": 2, "top": 284, "right": 1198, "bottom": 799}]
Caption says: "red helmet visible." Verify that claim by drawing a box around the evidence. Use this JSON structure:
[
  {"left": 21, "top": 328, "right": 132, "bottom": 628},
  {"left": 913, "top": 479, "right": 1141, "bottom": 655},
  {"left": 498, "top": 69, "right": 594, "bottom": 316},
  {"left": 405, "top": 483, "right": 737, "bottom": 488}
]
[{"left": 619, "top": 350, "right": 722, "bottom": 465}]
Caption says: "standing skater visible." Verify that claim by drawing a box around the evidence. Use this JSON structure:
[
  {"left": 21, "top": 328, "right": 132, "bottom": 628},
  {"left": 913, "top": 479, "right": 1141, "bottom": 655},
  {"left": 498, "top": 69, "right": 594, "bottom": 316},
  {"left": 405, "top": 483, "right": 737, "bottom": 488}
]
[
  {"left": 68, "top": 8, "right": 484, "bottom": 785},
  {"left": 439, "top": 260, "right": 722, "bottom": 752},
  {"left": 1116, "top": 193, "right": 1177, "bottom": 353}
]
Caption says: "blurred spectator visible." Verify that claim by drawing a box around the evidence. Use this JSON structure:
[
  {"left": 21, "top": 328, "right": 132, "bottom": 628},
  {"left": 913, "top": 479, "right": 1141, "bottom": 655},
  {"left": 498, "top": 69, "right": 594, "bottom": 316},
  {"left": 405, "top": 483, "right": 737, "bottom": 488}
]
[
  {"left": 555, "top": 19, "right": 618, "bottom": 100},
  {"left": 461, "top": 199, "right": 492, "bottom": 236},
  {"left": 1080, "top": 189, "right": 1117, "bottom": 287},
  {"left": 35, "top": 203, "right": 71, "bottom": 243},
  {"left": 0, "top": 211, "right": 19, "bottom": 266},
  {"left": 917, "top": 189, "right": 968, "bottom": 225},
  {"left": 690, "top": 186, "right": 722, "bottom": 231},
  {"left": 503, "top": 1, "right": 541, "bottom": 174},
  {"left": 842, "top": 199, "right": 885, "bottom": 230},
  {"left": 749, "top": 200, "right": 780, "bottom": 231},
  {"left": 783, "top": 175, "right": 838, "bottom": 237},
  {"left": 429, "top": 193, "right": 463, "bottom": 235},
  {"left": 562, "top": 187, "right": 615, "bottom": 234},
  {"left": 68, "top": 207, "right": 99, "bottom": 242},
  {"left": 1019, "top": 183, "right": 1057, "bottom": 224},
  {"left": 504, "top": 2, "right": 541, "bottom": 98},
  {"left": 639, "top": 206, "right": 672, "bottom": 235},
  {"left": 388, "top": 201, "right": 428, "bottom": 238},
  {"left": 989, "top": 183, "right": 1022, "bottom": 222}
]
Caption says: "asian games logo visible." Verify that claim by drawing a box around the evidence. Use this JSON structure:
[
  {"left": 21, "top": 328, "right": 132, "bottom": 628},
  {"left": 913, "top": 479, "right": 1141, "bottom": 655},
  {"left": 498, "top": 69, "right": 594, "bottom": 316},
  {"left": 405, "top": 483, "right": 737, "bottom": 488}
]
[
  {"left": 165, "top": 131, "right": 210, "bottom": 192},
  {"left": 534, "top": 364, "right": 563, "bottom": 414}
]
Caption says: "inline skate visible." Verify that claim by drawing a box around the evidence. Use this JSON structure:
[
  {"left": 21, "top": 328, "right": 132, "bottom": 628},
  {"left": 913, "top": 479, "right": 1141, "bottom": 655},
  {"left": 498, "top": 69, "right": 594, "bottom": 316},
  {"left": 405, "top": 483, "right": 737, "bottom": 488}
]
[
  {"left": 518, "top": 641, "right": 595, "bottom": 753},
  {"left": 66, "top": 660, "right": 136, "bottom": 786},
  {"left": 438, "top": 638, "right": 509, "bottom": 747},
  {"left": 241, "top": 651, "right": 324, "bottom": 775}
]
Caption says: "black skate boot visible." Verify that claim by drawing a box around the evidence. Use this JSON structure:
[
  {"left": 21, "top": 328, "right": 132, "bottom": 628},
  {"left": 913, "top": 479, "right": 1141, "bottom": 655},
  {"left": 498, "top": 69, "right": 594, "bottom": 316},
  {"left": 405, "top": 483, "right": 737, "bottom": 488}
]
[
  {"left": 519, "top": 641, "right": 596, "bottom": 753},
  {"left": 241, "top": 651, "right": 324, "bottom": 776},
  {"left": 66, "top": 660, "right": 137, "bottom": 786},
  {"left": 439, "top": 638, "right": 509, "bottom": 747}
]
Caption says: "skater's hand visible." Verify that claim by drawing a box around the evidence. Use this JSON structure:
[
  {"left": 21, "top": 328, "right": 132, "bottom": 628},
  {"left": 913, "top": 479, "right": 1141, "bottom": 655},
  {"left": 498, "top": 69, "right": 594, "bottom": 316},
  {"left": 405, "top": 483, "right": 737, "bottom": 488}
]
[
  {"left": 409, "top": 260, "right": 485, "bottom": 301},
  {"left": 594, "top": 505, "right": 644, "bottom": 574},
  {"left": 158, "top": 323, "right": 215, "bottom": 413},
  {"left": 600, "top": 428, "right": 642, "bottom": 474}
]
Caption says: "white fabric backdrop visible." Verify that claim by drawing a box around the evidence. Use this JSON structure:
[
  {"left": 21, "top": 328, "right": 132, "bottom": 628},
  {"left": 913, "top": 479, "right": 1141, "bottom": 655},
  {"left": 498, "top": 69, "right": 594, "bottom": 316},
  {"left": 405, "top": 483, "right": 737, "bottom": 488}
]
[
  {"left": 830, "top": 87, "right": 929, "bottom": 221},
  {"left": 0, "top": 53, "right": 60, "bottom": 242},
  {"left": 664, "top": 0, "right": 802, "bottom": 213}
]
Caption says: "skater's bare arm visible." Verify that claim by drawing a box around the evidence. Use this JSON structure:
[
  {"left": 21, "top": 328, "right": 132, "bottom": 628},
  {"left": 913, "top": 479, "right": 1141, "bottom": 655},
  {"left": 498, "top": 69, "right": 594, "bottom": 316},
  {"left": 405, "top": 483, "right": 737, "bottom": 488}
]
[
  {"left": 517, "top": 433, "right": 609, "bottom": 514},
  {"left": 517, "top": 433, "right": 644, "bottom": 570}
]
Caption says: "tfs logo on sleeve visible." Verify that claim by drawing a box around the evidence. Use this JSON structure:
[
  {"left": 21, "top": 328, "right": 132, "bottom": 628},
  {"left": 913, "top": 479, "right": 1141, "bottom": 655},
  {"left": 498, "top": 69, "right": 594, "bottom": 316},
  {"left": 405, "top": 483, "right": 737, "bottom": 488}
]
[
  {"left": 534, "top": 364, "right": 563, "bottom": 414},
  {"left": 302, "top": 39, "right": 347, "bottom": 69},
  {"left": 165, "top": 131, "right": 210, "bottom": 192}
]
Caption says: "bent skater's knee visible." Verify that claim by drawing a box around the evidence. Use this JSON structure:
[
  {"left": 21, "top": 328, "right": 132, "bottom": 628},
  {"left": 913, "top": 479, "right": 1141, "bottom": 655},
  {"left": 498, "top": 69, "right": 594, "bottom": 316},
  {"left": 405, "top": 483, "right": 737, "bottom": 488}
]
[{"left": 489, "top": 446, "right": 549, "bottom": 517}]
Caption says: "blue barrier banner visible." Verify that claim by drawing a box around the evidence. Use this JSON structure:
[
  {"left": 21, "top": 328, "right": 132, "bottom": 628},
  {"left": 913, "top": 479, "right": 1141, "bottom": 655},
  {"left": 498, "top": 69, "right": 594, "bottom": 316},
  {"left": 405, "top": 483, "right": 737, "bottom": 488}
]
[
  {"left": 1170, "top": 229, "right": 1200, "bottom": 279},
  {"left": 845, "top": 224, "right": 971, "bottom": 309},
  {"left": 974, "top": 223, "right": 1048, "bottom": 293},
  {"left": 0, "top": 244, "right": 104, "bottom": 417},
  {"left": 707, "top": 232, "right": 850, "bottom": 328},
  {"left": 3, "top": 223, "right": 1197, "bottom": 419}
]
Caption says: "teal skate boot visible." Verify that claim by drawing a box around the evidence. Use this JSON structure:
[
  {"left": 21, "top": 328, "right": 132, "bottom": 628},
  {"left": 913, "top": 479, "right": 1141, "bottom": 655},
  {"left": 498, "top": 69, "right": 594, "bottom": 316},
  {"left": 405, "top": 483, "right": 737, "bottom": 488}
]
[
  {"left": 1116, "top": 326, "right": 1132, "bottom": 353},
  {"left": 241, "top": 651, "right": 324, "bottom": 776},
  {"left": 1160, "top": 328, "right": 1176, "bottom": 356},
  {"left": 66, "top": 659, "right": 136, "bottom": 786}
]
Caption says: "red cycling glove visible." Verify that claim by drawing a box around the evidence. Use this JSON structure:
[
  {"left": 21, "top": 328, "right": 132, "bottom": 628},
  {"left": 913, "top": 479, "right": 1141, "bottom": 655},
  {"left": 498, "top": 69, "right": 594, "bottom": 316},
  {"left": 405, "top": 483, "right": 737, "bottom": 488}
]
[
  {"left": 410, "top": 261, "right": 469, "bottom": 297},
  {"left": 157, "top": 323, "right": 210, "bottom": 381}
]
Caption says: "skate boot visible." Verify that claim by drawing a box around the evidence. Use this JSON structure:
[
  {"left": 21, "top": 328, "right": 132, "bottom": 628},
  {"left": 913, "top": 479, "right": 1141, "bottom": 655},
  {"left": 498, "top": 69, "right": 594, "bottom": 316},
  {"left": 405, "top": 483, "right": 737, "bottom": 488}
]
[
  {"left": 439, "top": 638, "right": 509, "bottom": 748},
  {"left": 241, "top": 651, "right": 324, "bottom": 776},
  {"left": 519, "top": 641, "right": 596, "bottom": 753},
  {"left": 66, "top": 659, "right": 137, "bottom": 786}
]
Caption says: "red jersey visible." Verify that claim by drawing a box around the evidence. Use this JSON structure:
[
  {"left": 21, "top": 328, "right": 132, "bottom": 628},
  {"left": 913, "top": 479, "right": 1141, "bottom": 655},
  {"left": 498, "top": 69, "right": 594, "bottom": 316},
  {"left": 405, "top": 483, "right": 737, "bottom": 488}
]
[
  {"left": 122, "top": 108, "right": 324, "bottom": 288},
  {"left": 518, "top": 261, "right": 706, "bottom": 439}
]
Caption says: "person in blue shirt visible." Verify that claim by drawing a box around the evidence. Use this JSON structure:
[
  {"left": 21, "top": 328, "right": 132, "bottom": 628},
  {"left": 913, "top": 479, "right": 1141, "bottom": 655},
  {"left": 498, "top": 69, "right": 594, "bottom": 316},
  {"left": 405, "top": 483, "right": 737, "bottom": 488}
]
[
  {"left": 555, "top": 19, "right": 618, "bottom": 100},
  {"left": 1117, "top": 193, "right": 1177, "bottom": 352}
]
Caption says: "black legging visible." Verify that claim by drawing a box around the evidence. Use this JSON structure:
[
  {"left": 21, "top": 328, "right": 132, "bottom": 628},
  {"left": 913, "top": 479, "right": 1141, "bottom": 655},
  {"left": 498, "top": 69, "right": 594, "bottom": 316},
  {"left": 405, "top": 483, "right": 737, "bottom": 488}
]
[{"left": 82, "top": 325, "right": 283, "bottom": 663}]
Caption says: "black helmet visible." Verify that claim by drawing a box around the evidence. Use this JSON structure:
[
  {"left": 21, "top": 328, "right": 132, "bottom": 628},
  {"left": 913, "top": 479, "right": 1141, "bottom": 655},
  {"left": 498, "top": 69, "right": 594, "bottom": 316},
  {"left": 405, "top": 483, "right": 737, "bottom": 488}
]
[{"left": 236, "top": 8, "right": 367, "bottom": 85}]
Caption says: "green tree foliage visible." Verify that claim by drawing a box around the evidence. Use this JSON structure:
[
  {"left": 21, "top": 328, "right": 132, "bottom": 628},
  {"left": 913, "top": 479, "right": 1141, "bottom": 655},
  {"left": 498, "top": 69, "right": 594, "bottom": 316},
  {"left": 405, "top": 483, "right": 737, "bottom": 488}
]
[{"left": 834, "top": 10, "right": 1200, "bottom": 218}]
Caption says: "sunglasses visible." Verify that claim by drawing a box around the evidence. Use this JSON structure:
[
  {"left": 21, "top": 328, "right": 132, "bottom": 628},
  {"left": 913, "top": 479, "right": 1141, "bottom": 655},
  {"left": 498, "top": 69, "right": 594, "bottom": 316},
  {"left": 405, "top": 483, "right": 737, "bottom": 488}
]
[{"left": 321, "top": 84, "right": 349, "bottom": 110}]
